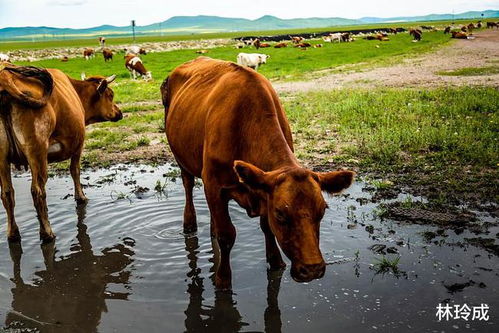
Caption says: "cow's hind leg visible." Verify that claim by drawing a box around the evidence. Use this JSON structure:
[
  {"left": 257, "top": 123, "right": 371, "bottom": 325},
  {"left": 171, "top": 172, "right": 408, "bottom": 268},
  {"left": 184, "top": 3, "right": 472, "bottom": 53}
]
[
  {"left": 260, "top": 215, "right": 285, "bottom": 270},
  {"left": 0, "top": 160, "right": 20, "bottom": 242},
  {"left": 70, "top": 150, "right": 87, "bottom": 204},
  {"left": 204, "top": 184, "right": 235, "bottom": 290},
  {"left": 26, "top": 149, "right": 55, "bottom": 242},
  {"left": 181, "top": 168, "right": 197, "bottom": 233}
]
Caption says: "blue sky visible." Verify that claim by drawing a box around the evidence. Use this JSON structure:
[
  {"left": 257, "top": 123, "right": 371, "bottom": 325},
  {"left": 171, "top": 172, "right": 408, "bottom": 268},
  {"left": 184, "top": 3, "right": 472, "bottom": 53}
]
[{"left": 0, "top": 0, "right": 498, "bottom": 29}]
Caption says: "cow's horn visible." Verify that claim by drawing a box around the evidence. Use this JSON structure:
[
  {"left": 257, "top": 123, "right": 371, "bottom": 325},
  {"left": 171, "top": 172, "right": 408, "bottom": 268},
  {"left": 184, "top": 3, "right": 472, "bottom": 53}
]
[
  {"left": 106, "top": 74, "right": 116, "bottom": 83},
  {"left": 81, "top": 72, "right": 86, "bottom": 80}
]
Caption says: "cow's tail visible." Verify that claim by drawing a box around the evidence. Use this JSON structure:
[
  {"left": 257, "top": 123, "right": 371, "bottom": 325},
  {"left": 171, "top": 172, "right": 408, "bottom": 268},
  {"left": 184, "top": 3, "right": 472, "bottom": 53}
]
[
  {"left": 0, "top": 65, "right": 53, "bottom": 109},
  {"left": 160, "top": 76, "right": 170, "bottom": 131}
]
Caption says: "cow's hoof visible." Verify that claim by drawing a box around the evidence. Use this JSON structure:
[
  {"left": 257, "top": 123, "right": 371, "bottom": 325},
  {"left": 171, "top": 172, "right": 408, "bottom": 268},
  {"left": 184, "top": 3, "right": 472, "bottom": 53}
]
[
  {"left": 7, "top": 230, "right": 21, "bottom": 243},
  {"left": 40, "top": 232, "right": 56, "bottom": 244},
  {"left": 215, "top": 276, "right": 232, "bottom": 291}
]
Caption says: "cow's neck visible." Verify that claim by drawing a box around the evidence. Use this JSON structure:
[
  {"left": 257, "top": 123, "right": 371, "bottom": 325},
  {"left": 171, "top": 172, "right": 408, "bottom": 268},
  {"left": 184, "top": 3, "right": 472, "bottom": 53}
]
[
  {"left": 69, "top": 78, "right": 95, "bottom": 125},
  {"left": 245, "top": 119, "right": 300, "bottom": 172}
]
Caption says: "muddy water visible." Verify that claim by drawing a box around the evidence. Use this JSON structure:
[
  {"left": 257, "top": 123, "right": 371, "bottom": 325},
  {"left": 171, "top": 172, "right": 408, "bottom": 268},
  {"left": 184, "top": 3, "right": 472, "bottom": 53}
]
[{"left": 0, "top": 164, "right": 497, "bottom": 332}]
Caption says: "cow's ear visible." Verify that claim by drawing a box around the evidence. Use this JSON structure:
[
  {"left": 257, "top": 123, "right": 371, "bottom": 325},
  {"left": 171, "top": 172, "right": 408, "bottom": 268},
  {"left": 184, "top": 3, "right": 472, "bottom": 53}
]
[
  {"left": 316, "top": 170, "right": 355, "bottom": 194},
  {"left": 233, "top": 160, "right": 270, "bottom": 192},
  {"left": 96, "top": 79, "right": 108, "bottom": 94}
]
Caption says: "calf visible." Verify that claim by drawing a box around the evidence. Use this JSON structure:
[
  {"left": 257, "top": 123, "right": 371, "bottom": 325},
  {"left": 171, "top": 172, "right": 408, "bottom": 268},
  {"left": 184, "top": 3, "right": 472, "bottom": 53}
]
[
  {"left": 124, "top": 54, "right": 152, "bottom": 80},
  {"left": 83, "top": 48, "right": 95, "bottom": 60},
  {"left": 102, "top": 48, "right": 113, "bottom": 62},
  {"left": 409, "top": 28, "right": 422, "bottom": 41},
  {"left": 274, "top": 42, "right": 288, "bottom": 48},
  {"left": 161, "top": 57, "right": 354, "bottom": 289},
  {"left": 0, "top": 63, "right": 122, "bottom": 242},
  {"left": 236, "top": 53, "right": 269, "bottom": 71}
]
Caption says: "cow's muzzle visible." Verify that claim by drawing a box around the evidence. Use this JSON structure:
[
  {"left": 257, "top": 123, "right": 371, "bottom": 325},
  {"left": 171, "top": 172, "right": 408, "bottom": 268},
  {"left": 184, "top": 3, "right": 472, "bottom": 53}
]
[{"left": 290, "top": 261, "right": 326, "bottom": 282}]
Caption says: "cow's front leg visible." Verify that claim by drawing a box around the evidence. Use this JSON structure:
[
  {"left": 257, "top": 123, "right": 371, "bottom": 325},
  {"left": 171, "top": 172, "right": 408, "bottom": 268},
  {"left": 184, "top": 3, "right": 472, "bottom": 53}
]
[
  {"left": 260, "top": 215, "right": 285, "bottom": 270},
  {"left": 27, "top": 150, "right": 55, "bottom": 242},
  {"left": 70, "top": 151, "right": 87, "bottom": 204},
  {"left": 204, "top": 185, "right": 235, "bottom": 290},
  {"left": 0, "top": 159, "right": 20, "bottom": 242}
]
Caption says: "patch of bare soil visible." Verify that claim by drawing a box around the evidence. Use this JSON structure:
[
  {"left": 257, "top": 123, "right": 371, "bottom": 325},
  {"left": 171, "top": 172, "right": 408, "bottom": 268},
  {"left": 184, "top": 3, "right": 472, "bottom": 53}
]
[{"left": 274, "top": 30, "right": 499, "bottom": 93}]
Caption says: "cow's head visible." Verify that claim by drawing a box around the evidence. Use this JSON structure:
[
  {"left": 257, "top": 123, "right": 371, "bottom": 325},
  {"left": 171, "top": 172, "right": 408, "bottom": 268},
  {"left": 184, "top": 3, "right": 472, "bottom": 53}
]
[
  {"left": 142, "top": 71, "right": 152, "bottom": 81},
  {"left": 80, "top": 74, "right": 122, "bottom": 125},
  {"left": 234, "top": 161, "right": 354, "bottom": 282},
  {"left": 259, "top": 54, "right": 270, "bottom": 64}
]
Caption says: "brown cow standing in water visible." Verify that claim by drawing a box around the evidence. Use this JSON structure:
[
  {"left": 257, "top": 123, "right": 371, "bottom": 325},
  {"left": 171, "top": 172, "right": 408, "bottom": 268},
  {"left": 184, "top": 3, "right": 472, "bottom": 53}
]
[
  {"left": 0, "top": 63, "right": 122, "bottom": 242},
  {"left": 161, "top": 57, "right": 355, "bottom": 289}
]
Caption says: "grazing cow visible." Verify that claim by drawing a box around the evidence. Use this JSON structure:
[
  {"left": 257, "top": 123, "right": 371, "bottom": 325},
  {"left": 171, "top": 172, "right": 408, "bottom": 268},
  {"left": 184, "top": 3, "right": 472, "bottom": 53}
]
[
  {"left": 236, "top": 53, "right": 269, "bottom": 71},
  {"left": 467, "top": 23, "right": 475, "bottom": 31},
  {"left": 196, "top": 50, "right": 209, "bottom": 54},
  {"left": 124, "top": 54, "right": 152, "bottom": 80},
  {"left": 253, "top": 38, "right": 261, "bottom": 50},
  {"left": 444, "top": 26, "right": 451, "bottom": 34},
  {"left": 160, "top": 57, "right": 355, "bottom": 289},
  {"left": 0, "top": 63, "right": 122, "bottom": 242},
  {"left": 98, "top": 37, "right": 106, "bottom": 48},
  {"left": 486, "top": 22, "right": 497, "bottom": 28},
  {"left": 274, "top": 42, "right": 288, "bottom": 48},
  {"left": 294, "top": 42, "right": 311, "bottom": 48},
  {"left": 290, "top": 36, "right": 304, "bottom": 44},
  {"left": 127, "top": 46, "right": 147, "bottom": 55},
  {"left": 102, "top": 48, "right": 113, "bottom": 62},
  {"left": 409, "top": 29, "right": 422, "bottom": 41},
  {"left": 83, "top": 48, "right": 95, "bottom": 60},
  {"left": 341, "top": 32, "right": 352, "bottom": 42},
  {"left": 0, "top": 53, "right": 10, "bottom": 62},
  {"left": 259, "top": 43, "right": 271, "bottom": 48},
  {"left": 329, "top": 33, "right": 342, "bottom": 43},
  {"left": 451, "top": 31, "right": 468, "bottom": 39}
]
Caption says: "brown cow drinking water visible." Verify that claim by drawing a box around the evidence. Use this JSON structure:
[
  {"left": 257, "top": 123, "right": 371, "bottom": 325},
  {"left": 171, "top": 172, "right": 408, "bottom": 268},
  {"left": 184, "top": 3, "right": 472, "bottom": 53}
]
[
  {"left": 161, "top": 57, "right": 355, "bottom": 289},
  {"left": 0, "top": 63, "right": 122, "bottom": 242}
]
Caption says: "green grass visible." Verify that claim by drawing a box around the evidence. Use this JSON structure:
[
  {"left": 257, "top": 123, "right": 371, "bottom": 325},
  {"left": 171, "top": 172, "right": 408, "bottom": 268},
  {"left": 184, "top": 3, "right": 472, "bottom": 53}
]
[
  {"left": 372, "top": 256, "right": 401, "bottom": 275},
  {"left": 15, "top": 31, "right": 450, "bottom": 104},
  {"left": 438, "top": 66, "right": 499, "bottom": 76},
  {"left": 286, "top": 87, "right": 498, "bottom": 168}
]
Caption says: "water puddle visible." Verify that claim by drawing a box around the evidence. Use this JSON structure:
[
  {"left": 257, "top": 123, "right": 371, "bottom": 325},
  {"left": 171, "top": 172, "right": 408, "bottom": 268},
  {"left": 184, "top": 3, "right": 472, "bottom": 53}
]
[{"left": 0, "top": 164, "right": 497, "bottom": 332}]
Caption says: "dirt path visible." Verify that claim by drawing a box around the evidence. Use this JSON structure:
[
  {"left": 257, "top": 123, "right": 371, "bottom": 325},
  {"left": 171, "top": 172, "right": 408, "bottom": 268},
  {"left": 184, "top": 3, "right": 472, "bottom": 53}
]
[{"left": 274, "top": 30, "right": 499, "bottom": 93}]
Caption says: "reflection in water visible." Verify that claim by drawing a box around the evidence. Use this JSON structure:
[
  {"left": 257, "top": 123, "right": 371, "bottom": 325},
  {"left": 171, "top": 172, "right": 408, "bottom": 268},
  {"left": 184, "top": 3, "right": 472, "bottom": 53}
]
[
  {"left": 183, "top": 236, "right": 284, "bottom": 333},
  {"left": 5, "top": 205, "right": 135, "bottom": 332}
]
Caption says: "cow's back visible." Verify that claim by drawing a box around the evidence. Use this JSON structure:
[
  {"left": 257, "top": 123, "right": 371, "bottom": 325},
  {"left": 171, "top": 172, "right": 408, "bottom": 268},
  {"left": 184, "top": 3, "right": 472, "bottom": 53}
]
[{"left": 164, "top": 57, "right": 293, "bottom": 178}]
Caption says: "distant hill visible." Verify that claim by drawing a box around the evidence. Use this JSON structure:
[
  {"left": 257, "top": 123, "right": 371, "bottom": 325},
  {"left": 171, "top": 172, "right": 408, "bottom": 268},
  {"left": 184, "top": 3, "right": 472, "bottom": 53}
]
[{"left": 1, "top": 10, "right": 498, "bottom": 40}]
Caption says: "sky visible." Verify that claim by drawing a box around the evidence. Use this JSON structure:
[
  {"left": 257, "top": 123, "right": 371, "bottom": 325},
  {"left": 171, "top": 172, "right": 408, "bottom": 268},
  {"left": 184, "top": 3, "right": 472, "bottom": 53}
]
[{"left": 0, "top": 0, "right": 498, "bottom": 29}]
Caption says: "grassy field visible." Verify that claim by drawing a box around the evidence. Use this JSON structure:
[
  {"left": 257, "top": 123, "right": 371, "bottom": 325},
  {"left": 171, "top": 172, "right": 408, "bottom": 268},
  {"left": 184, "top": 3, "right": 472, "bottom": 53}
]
[
  {"left": 0, "top": 18, "right": 484, "bottom": 51},
  {"left": 16, "top": 30, "right": 451, "bottom": 104}
]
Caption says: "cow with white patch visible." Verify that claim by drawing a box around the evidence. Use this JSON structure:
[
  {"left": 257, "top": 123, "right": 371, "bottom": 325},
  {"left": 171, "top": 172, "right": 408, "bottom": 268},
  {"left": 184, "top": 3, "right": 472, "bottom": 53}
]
[
  {"left": 329, "top": 33, "right": 342, "bottom": 43},
  {"left": 124, "top": 54, "right": 152, "bottom": 80},
  {"left": 127, "top": 46, "right": 147, "bottom": 55},
  {"left": 236, "top": 53, "right": 270, "bottom": 71}
]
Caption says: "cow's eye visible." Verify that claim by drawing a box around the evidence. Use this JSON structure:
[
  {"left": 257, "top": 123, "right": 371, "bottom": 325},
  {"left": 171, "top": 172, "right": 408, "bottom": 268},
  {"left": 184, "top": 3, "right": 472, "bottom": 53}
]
[{"left": 275, "top": 209, "right": 287, "bottom": 224}]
